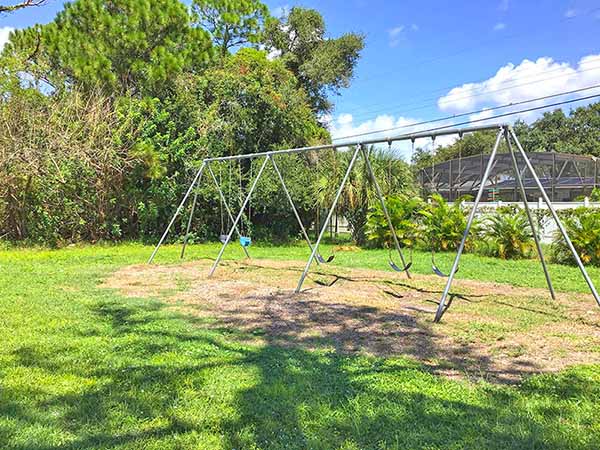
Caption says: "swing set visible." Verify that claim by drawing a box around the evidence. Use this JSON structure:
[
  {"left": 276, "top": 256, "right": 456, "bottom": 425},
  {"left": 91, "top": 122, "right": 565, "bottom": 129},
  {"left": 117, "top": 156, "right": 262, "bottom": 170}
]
[{"left": 149, "top": 123, "right": 600, "bottom": 323}]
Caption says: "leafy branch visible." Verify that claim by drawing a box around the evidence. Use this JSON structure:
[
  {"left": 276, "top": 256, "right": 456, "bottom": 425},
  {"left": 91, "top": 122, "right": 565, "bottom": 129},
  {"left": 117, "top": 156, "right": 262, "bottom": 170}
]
[{"left": 0, "top": 0, "right": 47, "bottom": 13}]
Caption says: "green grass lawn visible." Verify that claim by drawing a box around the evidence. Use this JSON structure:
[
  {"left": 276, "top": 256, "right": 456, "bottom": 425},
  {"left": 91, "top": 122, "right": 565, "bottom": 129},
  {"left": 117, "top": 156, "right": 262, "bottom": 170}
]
[{"left": 1, "top": 242, "right": 600, "bottom": 449}]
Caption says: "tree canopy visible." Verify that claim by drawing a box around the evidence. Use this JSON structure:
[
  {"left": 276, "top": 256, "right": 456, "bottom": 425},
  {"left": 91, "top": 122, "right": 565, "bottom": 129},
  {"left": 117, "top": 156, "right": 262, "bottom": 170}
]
[
  {"left": 263, "top": 7, "right": 364, "bottom": 114},
  {"left": 192, "top": 0, "right": 269, "bottom": 56},
  {"left": 4, "top": 0, "right": 213, "bottom": 96}
]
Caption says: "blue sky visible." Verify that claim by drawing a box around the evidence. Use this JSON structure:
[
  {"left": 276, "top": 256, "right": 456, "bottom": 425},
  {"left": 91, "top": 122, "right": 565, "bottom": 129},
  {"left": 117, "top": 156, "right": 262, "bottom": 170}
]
[{"left": 2, "top": 0, "right": 600, "bottom": 152}]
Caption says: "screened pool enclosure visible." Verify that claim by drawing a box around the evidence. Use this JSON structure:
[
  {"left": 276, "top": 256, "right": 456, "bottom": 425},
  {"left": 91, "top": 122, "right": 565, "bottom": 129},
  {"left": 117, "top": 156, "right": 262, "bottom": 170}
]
[{"left": 419, "top": 152, "right": 599, "bottom": 202}]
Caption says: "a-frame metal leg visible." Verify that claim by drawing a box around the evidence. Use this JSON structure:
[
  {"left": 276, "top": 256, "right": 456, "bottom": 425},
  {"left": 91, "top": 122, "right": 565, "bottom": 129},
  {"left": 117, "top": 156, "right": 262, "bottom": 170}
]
[
  {"left": 180, "top": 191, "right": 199, "bottom": 259},
  {"left": 295, "top": 146, "right": 362, "bottom": 293},
  {"left": 269, "top": 155, "right": 320, "bottom": 265},
  {"left": 434, "top": 128, "right": 504, "bottom": 322},
  {"left": 361, "top": 145, "right": 412, "bottom": 279},
  {"left": 208, "top": 156, "right": 269, "bottom": 277},
  {"left": 206, "top": 163, "right": 251, "bottom": 259},
  {"left": 504, "top": 129, "right": 556, "bottom": 300},
  {"left": 148, "top": 162, "right": 206, "bottom": 264},
  {"left": 509, "top": 127, "right": 600, "bottom": 308}
]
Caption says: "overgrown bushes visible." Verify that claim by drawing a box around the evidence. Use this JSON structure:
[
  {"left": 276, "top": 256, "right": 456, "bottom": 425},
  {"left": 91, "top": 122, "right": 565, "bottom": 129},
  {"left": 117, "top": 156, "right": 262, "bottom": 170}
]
[
  {"left": 0, "top": 89, "right": 144, "bottom": 245},
  {"left": 0, "top": 1, "right": 367, "bottom": 246},
  {"left": 366, "top": 194, "right": 600, "bottom": 266},
  {"left": 0, "top": 50, "right": 327, "bottom": 245}
]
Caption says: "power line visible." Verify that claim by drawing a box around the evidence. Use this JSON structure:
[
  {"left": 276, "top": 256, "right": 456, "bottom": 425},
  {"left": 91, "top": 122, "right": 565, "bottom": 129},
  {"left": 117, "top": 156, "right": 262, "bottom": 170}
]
[
  {"left": 351, "top": 6, "right": 600, "bottom": 86},
  {"left": 343, "top": 63, "right": 600, "bottom": 122},
  {"left": 332, "top": 89, "right": 600, "bottom": 142},
  {"left": 347, "top": 59, "right": 598, "bottom": 116},
  {"left": 332, "top": 85, "right": 600, "bottom": 141}
]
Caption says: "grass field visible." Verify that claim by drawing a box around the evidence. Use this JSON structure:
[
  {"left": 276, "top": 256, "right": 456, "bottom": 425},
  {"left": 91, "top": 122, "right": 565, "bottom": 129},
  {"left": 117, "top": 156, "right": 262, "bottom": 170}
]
[{"left": 1, "top": 242, "right": 600, "bottom": 449}]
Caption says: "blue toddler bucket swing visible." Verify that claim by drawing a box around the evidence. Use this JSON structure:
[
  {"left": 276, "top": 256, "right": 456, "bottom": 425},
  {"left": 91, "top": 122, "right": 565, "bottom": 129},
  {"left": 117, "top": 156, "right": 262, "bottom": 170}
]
[
  {"left": 239, "top": 159, "right": 253, "bottom": 249},
  {"left": 239, "top": 235, "right": 251, "bottom": 248},
  {"left": 218, "top": 159, "right": 253, "bottom": 249}
]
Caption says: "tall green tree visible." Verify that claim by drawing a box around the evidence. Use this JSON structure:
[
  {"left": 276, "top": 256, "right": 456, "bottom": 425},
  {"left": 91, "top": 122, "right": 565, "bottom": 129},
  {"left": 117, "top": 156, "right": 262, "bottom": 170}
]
[
  {"left": 4, "top": 0, "right": 213, "bottom": 97},
  {"left": 263, "top": 7, "right": 364, "bottom": 114},
  {"left": 122, "top": 48, "right": 328, "bottom": 240},
  {"left": 192, "top": 0, "right": 269, "bottom": 56}
]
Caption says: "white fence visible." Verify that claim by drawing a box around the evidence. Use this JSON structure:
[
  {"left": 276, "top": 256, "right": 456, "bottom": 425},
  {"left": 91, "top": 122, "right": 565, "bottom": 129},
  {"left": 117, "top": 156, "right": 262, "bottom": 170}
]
[{"left": 455, "top": 199, "right": 600, "bottom": 243}]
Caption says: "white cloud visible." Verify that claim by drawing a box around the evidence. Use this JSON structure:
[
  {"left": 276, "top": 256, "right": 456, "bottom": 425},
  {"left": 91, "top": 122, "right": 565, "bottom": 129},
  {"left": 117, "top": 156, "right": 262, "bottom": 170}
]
[
  {"left": 337, "top": 113, "right": 354, "bottom": 125},
  {"left": 437, "top": 54, "right": 600, "bottom": 115},
  {"left": 328, "top": 53, "right": 600, "bottom": 157},
  {"left": 387, "top": 24, "right": 418, "bottom": 48},
  {"left": 0, "top": 27, "right": 15, "bottom": 52},
  {"left": 388, "top": 26, "right": 404, "bottom": 37},
  {"left": 493, "top": 22, "right": 506, "bottom": 31},
  {"left": 564, "top": 8, "right": 577, "bottom": 18},
  {"left": 327, "top": 113, "right": 460, "bottom": 158}
]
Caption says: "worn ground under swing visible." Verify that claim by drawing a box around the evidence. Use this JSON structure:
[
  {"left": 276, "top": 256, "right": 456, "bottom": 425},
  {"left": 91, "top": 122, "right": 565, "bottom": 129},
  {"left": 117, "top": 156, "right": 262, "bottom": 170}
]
[{"left": 105, "top": 257, "right": 600, "bottom": 384}]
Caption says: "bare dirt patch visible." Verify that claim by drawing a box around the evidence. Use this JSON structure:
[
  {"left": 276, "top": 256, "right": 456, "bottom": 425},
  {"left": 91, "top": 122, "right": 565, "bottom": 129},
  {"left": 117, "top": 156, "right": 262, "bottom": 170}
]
[{"left": 103, "top": 258, "right": 600, "bottom": 383}]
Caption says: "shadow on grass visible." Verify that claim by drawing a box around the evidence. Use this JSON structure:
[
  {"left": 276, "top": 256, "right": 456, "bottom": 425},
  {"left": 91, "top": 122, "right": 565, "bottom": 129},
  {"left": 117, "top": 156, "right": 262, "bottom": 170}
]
[{"left": 3, "top": 297, "right": 599, "bottom": 449}]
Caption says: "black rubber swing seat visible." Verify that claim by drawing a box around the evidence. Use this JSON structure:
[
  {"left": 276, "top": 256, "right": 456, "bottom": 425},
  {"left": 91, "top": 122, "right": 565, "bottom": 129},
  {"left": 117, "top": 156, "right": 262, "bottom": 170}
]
[
  {"left": 432, "top": 264, "right": 458, "bottom": 278},
  {"left": 316, "top": 254, "right": 335, "bottom": 264},
  {"left": 389, "top": 260, "right": 412, "bottom": 272},
  {"left": 388, "top": 247, "right": 412, "bottom": 273},
  {"left": 219, "top": 234, "right": 228, "bottom": 244}
]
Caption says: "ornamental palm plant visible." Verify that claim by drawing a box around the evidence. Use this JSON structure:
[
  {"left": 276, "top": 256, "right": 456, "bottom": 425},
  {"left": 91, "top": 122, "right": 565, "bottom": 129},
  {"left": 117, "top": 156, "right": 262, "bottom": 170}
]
[
  {"left": 420, "top": 194, "right": 479, "bottom": 252},
  {"left": 485, "top": 207, "right": 535, "bottom": 259},
  {"left": 552, "top": 207, "right": 600, "bottom": 266},
  {"left": 316, "top": 146, "right": 415, "bottom": 245}
]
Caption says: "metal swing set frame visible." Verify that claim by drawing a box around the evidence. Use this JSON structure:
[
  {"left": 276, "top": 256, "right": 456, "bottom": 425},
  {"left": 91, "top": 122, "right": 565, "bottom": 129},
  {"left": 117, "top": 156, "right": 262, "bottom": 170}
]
[{"left": 148, "top": 123, "right": 600, "bottom": 323}]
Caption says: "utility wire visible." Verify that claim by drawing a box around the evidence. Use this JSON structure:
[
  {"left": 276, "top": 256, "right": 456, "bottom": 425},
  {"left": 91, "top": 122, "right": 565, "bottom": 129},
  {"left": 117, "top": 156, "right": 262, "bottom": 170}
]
[
  {"left": 351, "top": 55, "right": 600, "bottom": 110},
  {"left": 351, "top": 6, "right": 600, "bottom": 85},
  {"left": 344, "top": 63, "right": 600, "bottom": 122},
  {"left": 332, "top": 89, "right": 600, "bottom": 142}
]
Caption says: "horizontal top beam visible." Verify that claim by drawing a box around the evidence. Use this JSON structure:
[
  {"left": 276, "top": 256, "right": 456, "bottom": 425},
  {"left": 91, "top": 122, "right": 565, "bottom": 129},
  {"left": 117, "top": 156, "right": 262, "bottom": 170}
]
[{"left": 203, "top": 123, "right": 509, "bottom": 163}]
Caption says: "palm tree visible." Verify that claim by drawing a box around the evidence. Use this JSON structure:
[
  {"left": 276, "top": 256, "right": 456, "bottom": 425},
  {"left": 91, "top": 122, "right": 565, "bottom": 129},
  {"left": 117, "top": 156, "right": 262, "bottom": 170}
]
[{"left": 315, "top": 146, "right": 415, "bottom": 245}]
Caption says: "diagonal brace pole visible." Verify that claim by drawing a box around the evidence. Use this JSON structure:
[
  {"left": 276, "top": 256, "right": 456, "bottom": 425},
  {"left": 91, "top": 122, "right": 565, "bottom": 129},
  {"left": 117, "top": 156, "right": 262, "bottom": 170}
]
[
  {"left": 295, "top": 145, "right": 362, "bottom": 293},
  {"left": 269, "top": 154, "right": 321, "bottom": 265},
  {"left": 434, "top": 128, "right": 504, "bottom": 322},
  {"left": 509, "top": 127, "right": 600, "bottom": 308},
  {"left": 208, "top": 156, "right": 269, "bottom": 277},
  {"left": 148, "top": 161, "right": 206, "bottom": 264},
  {"left": 180, "top": 191, "right": 199, "bottom": 259},
  {"left": 504, "top": 129, "right": 555, "bottom": 300},
  {"left": 361, "top": 145, "right": 411, "bottom": 278}
]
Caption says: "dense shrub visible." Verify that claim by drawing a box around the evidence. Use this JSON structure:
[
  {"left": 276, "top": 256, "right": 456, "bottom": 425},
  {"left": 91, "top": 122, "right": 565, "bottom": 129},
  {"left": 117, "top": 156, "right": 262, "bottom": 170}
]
[
  {"left": 0, "top": 50, "right": 326, "bottom": 245},
  {"left": 365, "top": 194, "right": 423, "bottom": 249},
  {"left": 420, "top": 194, "right": 479, "bottom": 252},
  {"left": 483, "top": 206, "right": 535, "bottom": 259},
  {"left": 551, "top": 207, "right": 600, "bottom": 266},
  {"left": 0, "top": 89, "right": 146, "bottom": 245}
]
